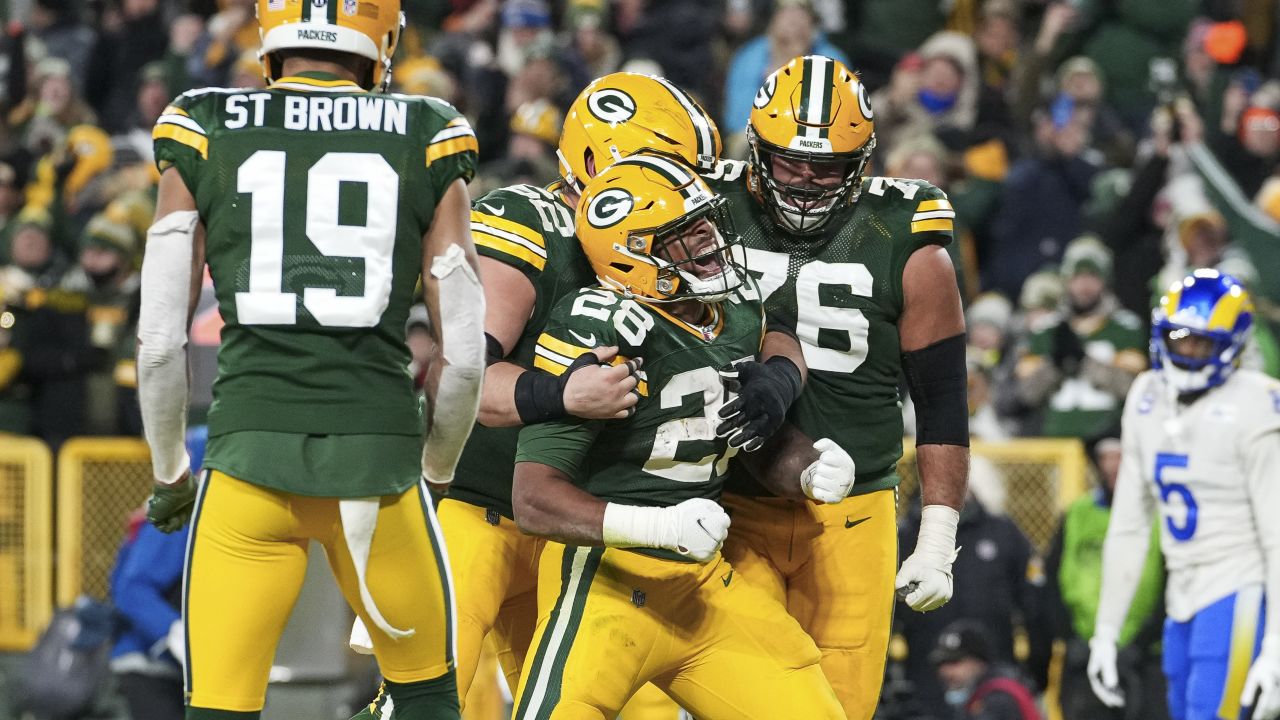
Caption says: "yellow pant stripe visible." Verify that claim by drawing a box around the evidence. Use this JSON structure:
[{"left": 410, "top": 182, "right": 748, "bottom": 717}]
[{"left": 1218, "top": 584, "right": 1263, "bottom": 719}]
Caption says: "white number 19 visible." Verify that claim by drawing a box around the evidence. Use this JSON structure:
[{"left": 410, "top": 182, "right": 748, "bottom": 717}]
[{"left": 235, "top": 150, "right": 399, "bottom": 327}]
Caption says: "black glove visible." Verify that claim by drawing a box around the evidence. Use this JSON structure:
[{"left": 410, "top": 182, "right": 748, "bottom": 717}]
[
  {"left": 715, "top": 356, "right": 803, "bottom": 452},
  {"left": 1051, "top": 320, "right": 1086, "bottom": 373}
]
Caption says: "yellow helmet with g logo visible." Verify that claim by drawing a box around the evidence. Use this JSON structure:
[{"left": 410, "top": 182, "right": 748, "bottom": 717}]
[
  {"left": 747, "top": 55, "right": 876, "bottom": 235},
  {"left": 577, "top": 153, "right": 743, "bottom": 304},
  {"left": 258, "top": 0, "right": 405, "bottom": 91},
  {"left": 559, "top": 73, "right": 721, "bottom": 194}
]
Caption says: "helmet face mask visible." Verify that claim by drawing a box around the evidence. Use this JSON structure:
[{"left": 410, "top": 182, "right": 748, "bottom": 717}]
[
  {"left": 1150, "top": 269, "right": 1253, "bottom": 395},
  {"left": 746, "top": 55, "right": 877, "bottom": 237},
  {"left": 748, "top": 128, "right": 874, "bottom": 236},
  {"left": 578, "top": 154, "right": 744, "bottom": 305},
  {"left": 635, "top": 197, "right": 744, "bottom": 303}
]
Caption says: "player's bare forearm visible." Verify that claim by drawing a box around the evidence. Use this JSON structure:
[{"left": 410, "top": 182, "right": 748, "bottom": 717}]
[
  {"left": 478, "top": 360, "right": 525, "bottom": 427},
  {"left": 761, "top": 329, "right": 807, "bottom": 383},
  {"left": 512, "top": 461, "right": 607, "bottom": 545},
  {"left": 735, "top": 422, "right": 813, "bottom": 501},
  {"left": 916, "top": 443, "right": 968, "bottom": 511}
]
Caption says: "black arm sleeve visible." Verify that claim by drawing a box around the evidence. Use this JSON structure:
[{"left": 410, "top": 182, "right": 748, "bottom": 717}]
[{"left": 902, "top": 333, "right": 969, "bottom": 446}]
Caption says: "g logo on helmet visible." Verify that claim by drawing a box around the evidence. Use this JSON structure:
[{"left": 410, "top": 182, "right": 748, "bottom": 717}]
[
  {"left": 587, "top": 89, "right": 637, "bottom": 125},
  {"left": 587, "top": 189, "right": 634, "bottom": 229},
  {"left": 753, "top": 75, "right": 777, "bottom": 109},
  {"left": 855, "top": 80, "right": 874, "bottom": 120}
]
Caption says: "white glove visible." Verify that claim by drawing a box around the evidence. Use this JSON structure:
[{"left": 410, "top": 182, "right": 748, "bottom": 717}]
[
  {"left": 167, "top": 619, "right": 186, "bottom": 666},
  {"left": 800, "top": 439, "right": 855, "bottom": 504},
  {"left": 1087, "top": 630, "right": 1125, "bottom": 708},
  {"left": 349, "top": 616, "right": 374, "bottom": 655},
  {"left": 602, "top": 498, "right": 730, "bottom": 563},
  {"left": 1243, "top": 637, "right": 1280, "bottom": 719},
  {"left": 895, "top": 505, "right": 959, "bottom": 612}
]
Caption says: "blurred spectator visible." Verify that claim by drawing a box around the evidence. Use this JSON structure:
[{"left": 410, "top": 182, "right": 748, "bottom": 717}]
[
  {"left": 26, "top": 0, "right": 96, "bottom": 86},
  {"left": 186, "top": 0, "right": 255, "bottom": 89},
  {"left": 109, "top": 509, "right": 188, "bottom": 720},
  {"left": 25, "top": 123, "right": 115, "bottom": 241},
  {"left": 722, "top": 1, "right": 848, "bottom": 148},
  {"left": 0, "top": 160, "right": 26, "bottom": 261},
  {"left": 8, "top": 57, "right": 97, "bottom": 155},
  {"left": 974, "top": 0, "right": 1020, "bottom": 97},
  {"left": 1208, "top": 81, "right": 1280, "bottom": 199},
  {"left": 1014, "top": 236, "right": 1145, "bottom": 439},
  {"left": 473, "top": 99, "right": 560, "bottom": 195},
  {"left": 931, "top": 620, "right": 1042, "bottom": 720},
  {"left": 0, "top": 207, "right": 97, "bottom": 449},
  {"left": 983, "top": 99, "right": 1100, "bottom": 301},
  {"left": 59, "top": 212, "right": 139, "bottom": 436},
  {"left": 566, "top": 3, "right": 621, "bottom": 81},
  {"left": 850, "top": 0, "right": 949, "bottom": 86},
  {"left": 966, "top": 292, "right": 1012, "bottom": 371},
  {"left": 871, "top": 32, "right": 1012, "bottom": 158},
  {"left": 83, "top": 0, "right": 168, "bottom": 134},
  {"left": 157, "top": 14, "right": 206, "bottom": 95},
  {"left": 1057, "top": 0, "right": 1197, "bottom": 129},
  {"left": 614, "top": 0, "right": 719, "bottom": 105},
  {"left": 968, "top": 350, "right": 1011, "bottom": 442},
  {"left": 1044, "top": 436, "right": 1167, "bottom": 720},
  {"left": 1054, "top": 57, "right": 1133, "bottom": 168},
  {"left": 897, "top": 464, "right": 1048, "bottom": 717},
  {"left": 111, "top": 63, "right": 168, "bottom": 168},
  {"left": 226, "top": 49, "right": 266, "bottom": 91}
]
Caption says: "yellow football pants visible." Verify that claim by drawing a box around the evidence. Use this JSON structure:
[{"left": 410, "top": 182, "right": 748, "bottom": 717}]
[
  {"left": 512, "top": 543, "right": 844, "bottom": 720},
  {"left": 184, "top": 471, "right": 455, "bottom": 711},
  {"left": 721, "top": 489, "right": 898, "bottom": 720},
  {"left": 438, "top": 499, "right": 682, "bottom": 720},
  {"left": 437, "top": 499, "right": 542, "bottom": 709}
]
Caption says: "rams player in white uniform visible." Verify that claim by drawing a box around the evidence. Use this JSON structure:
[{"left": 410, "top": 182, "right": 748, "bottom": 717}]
[{"left": 1089, "top": 269, "right": 1280, "bottom": 720}]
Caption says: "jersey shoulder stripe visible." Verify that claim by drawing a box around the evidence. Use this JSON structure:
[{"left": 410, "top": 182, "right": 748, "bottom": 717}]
[
  {"left": 153, "top": 123, "right": 208, "bottom": 158},
  {"left": 426, "top": 116, "right": 479, "bottom": 165}
]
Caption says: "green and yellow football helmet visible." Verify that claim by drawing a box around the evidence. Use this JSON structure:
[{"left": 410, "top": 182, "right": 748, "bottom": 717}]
[
  {"left": 747, "top": 55, "right": 876, "bottom": 235},
  {"left": 559, "top": 73, "right": 722, "bottom": 194},
  {"left": 576, "top": 153, "right": 743, "bottom": 304}
]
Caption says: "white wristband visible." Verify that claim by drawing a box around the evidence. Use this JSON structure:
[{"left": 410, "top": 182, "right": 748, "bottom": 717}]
[
  {"left": 602, "top": 503, "right": 665, "bottom": 549},
  {"left": 1091, "top": 623, "right": 1120, "bottom": 646},
  {"left": 916, "top": 505, "right": 960, "bottom": 566}
]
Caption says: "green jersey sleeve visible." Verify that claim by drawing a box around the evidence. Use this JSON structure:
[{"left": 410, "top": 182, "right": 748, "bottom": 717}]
[
  {"left": 514, "top": 417, "right": 602, "bottom": 481},
  {"left": 899, "top": 179, "right": 955, "bottom": 248},
  {"left": 530, "top": 287, "right": 632, "bottom": 377},
  {"left": 471, "top": 187, "right": 554, "bottom": 280},
  {"left": 153, "top": 90, "right": 212, "bottom": 192},
  {"left": 419, "top": 97, "right": 478, "bottom": 198}
]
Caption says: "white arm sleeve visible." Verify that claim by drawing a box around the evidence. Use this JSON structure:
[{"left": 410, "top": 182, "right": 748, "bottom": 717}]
[
  {"left": 1094, "top": 384, "right": 1158, "bottom": 641},
  {"left": 137, "top": 210, "right": 198, "bottom": 484},
  {"left": 421, "top": 244, "right": 485, "bottom": 484},
  {"left": 1245, "top": 424, "right": 1280, "bottom": 642}
]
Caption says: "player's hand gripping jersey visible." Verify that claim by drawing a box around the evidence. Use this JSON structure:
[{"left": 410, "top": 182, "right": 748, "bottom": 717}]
[
  {"left": 706, "top": 163, "right": 954, "bottom": 495},
  {"left": 153, "top": 79, "right": 477, "bottom": 496}
]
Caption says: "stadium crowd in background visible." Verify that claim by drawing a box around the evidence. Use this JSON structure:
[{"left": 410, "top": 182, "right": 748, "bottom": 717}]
[{"left": 0, "top": 0, "right": 1276, "bottom": 716}]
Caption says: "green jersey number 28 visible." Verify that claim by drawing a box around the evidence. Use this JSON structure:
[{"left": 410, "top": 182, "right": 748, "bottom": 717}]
[
  {"left": 740, "top": 247, "right": 872, "bottom": 373},
  {"left": 236, "top": 150, "right": 398, "bottom": 327},
  {"left": 643, "top": 366, "right": 741, "bottom": 484}
]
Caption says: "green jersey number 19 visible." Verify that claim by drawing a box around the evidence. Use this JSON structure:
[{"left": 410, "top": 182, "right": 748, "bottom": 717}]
[{"left": 237, "top": 149, "right": 399, "bottom": 327}]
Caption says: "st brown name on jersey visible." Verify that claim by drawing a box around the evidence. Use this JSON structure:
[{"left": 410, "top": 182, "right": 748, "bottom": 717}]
[{"left": 223, "top": 93, "right": 409, "bottom": 135}]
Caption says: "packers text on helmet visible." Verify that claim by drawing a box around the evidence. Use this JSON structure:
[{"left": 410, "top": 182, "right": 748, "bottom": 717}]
[
  {"left": 747, "top": 55, "right": 876, "bottom": 236},
  {"left": 576, "top": 153, "right": 743, "bottom": 304},
  {"left": 258, "top": 0, "right": 405, "bottom": 91},
  {"left": 559, "top": 73, "right": 721, "bottom": 194}
]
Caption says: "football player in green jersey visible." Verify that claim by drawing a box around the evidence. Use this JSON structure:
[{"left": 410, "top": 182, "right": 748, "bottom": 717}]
[
  {"left": 349, "top": 72, "right": 727, "bottom": 717},
  {"left": 510, "top": 153, "right": 850, "bottom": 719},
  {"left": 704, "top": 55, "right": 971, "bottom": 719},
  {"left": 136, "top": 0, "right": 484, "bottom": 717}
]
